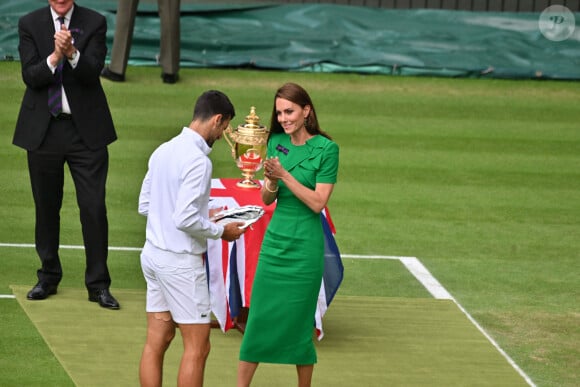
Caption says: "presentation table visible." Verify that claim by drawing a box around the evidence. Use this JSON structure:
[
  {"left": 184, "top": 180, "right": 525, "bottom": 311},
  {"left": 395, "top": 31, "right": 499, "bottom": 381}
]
[{"left": 207, "top": 178, "right": 343, "bottom": 339}]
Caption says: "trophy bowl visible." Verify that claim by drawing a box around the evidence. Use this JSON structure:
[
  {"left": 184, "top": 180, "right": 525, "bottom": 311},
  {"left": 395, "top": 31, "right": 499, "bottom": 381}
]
[{"left": 224, "top": 106, "right": 269, "bottom": 189}]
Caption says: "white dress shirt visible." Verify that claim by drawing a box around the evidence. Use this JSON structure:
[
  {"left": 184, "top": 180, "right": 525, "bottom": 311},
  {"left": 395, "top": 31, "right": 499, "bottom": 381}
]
[
  {"left": 47, "top": 6, "right": 79, "bottom": 114},
  {"left": 139, "top": 128, "right": 224, "bottom": 264}
]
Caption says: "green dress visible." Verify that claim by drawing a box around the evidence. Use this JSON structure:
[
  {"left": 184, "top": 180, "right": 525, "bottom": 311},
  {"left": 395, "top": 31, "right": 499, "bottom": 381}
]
[{"left": 239, "top": 132, "right": 339, "bottom": 364}]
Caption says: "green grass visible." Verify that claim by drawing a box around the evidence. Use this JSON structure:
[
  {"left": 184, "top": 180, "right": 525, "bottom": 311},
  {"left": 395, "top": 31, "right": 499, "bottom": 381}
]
[
  {"left": 1, "top": 62, "right": 579, "bottom": 386},
  {"left": 0, "top": 300, "right": 74, "bottom": 386}
]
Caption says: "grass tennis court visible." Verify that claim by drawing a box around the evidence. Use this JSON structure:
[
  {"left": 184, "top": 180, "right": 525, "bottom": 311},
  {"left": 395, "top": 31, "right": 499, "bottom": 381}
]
[
  {"left": 10, "top": 285, "right": 528, "bottom": 386},
  {"left": 0, "top": 62, "right": 578, "bottom": 386}
]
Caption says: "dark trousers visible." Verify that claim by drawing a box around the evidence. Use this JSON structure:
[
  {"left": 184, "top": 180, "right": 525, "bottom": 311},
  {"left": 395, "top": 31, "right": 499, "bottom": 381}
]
[{"left": 27, "top": 117, "right": 111, "bottom": 291}]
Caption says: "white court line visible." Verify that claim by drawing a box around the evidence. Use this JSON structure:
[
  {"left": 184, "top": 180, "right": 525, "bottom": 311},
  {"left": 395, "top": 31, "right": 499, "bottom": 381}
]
[
  {"left": 346, "top": 254, "right": 535, "bottom": 387},
  {"left": 399, "top": 257, "right": 454, "bottom": 300},
  {"left": 342, "top": 254, "right": 453, "bottom": 299},
  {"left": 0, "top": 243, "right": 142, "bottom": 252},
  {"left": 1, "top": 244, "right": 534, "bottom": 386}
]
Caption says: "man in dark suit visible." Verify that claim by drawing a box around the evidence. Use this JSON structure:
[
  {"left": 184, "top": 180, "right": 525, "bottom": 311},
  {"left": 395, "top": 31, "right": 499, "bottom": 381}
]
[
  {"left": 101, "top": 0, "right": 181, "bottom": 84},
  {"left": 14, "top": 0, "right": 120, "bottom": 310}
]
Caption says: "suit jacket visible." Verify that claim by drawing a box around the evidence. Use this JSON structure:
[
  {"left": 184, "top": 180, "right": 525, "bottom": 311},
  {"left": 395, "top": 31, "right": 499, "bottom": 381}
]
[{"left": 13, "top": 4, "right": 117, "bottom": 151}]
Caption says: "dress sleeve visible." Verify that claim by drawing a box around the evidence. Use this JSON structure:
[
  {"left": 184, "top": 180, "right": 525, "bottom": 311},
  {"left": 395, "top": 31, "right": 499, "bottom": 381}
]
[{"left": 316, "top": 141, "right": 339, "bottom": 184}]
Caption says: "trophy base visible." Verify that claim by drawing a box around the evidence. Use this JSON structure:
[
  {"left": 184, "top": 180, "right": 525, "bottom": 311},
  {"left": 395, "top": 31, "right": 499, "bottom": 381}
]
[{"left": 236, "top": 179, "right": 261, "bottom": 189}]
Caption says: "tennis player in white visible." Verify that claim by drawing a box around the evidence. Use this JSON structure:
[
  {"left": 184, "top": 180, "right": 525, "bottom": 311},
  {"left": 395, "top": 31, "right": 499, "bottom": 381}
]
[{"left": 138, "top": 90, "right": 246, "bottom": 387}]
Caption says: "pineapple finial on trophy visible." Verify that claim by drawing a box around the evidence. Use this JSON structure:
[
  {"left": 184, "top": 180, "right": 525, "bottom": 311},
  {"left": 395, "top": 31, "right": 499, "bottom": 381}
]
[{"left": 244, "top": 106, "right": 261, "bottom": 129}]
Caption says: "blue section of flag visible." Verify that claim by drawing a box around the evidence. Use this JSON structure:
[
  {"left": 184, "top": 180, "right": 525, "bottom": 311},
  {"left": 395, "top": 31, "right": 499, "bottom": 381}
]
[
  {"left": 228, "top": 241, "right": 243, "bottom": 319},
  {"left": 321, "top": 213, "right": 343, "bottom": 306}
]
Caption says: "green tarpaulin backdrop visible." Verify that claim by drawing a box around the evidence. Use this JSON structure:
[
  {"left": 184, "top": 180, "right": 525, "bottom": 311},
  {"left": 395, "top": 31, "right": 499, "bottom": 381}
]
[{"left": 1, "top": 0, "right": 578, "bottom": 79}]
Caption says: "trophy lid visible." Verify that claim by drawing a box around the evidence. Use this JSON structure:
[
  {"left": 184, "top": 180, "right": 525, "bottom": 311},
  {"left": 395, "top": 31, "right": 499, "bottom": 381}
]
[
  {"left": 244, "top": 106, "right": 261, "bottom": 129},
  {"left": 237, "top": 106, "right": 268, "bottom": 135}
]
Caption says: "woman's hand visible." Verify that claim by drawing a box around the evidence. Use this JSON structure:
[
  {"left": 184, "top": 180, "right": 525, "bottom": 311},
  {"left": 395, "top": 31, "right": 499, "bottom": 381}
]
[
  {"left": 261, "top": 157, "right": 284, "bottom": 204},
  {"left": 263, "top": 157, "right": 286, "bottom": 181},
  {"left": 264, "top": 156, "right": 334, "bottom": 214}
]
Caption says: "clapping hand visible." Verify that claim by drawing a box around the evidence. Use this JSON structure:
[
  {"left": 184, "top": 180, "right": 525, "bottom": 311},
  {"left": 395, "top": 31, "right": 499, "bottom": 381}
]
[
  {"left": 264, "top": 156, "right": 285, "bottom": 181},
  {"left": 54, "top": 24, "right": 75, "bottom": 60}
]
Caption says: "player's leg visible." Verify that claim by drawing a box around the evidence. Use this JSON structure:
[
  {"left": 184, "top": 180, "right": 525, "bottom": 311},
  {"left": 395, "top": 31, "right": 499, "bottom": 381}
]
[
  {"left": 176, "top": 322, "right": 211, "bottom": 387},
  {"left": 140, "top": 311, "right": 176, "bottom": 387}
]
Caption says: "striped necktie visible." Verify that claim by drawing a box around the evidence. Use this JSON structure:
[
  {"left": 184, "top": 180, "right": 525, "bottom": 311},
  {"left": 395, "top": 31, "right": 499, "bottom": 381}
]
[{"left": 48, "top": 16, "right": 65, "bottom": 117}]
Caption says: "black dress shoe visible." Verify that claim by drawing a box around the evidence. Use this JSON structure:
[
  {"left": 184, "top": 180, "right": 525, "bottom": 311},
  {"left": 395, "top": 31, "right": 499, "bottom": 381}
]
[
  {"left": 161, "top": 72, "right": 178, "bottom": 84},
  {"left": 88, "top": 289, "right": 120, "bottom": 310},
  {"left": 100, "top": 67, "right": 125, "bottom": 82},
  {"left": 27, "top": 282, "right": 58, "bottom": 300}
]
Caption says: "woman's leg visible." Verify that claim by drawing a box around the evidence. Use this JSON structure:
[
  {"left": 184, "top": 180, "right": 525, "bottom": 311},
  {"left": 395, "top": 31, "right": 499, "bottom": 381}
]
[
  {"left": 237, "top": 360, "right": 259, "bottom": 387},
  {"left": 297, "top": 364, "right": 314, "bottom": 387}
]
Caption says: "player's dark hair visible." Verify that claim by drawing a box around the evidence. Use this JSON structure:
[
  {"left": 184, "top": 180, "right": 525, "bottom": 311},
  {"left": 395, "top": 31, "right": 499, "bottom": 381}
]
[{"left": 193, "top": 90, "right": 236, "bottom": 122}]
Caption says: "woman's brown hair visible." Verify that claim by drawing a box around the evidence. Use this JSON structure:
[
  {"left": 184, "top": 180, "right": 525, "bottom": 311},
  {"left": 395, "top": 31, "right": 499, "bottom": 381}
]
[{"left": 268, "top": 82, "right": 332, "bottom": 142}]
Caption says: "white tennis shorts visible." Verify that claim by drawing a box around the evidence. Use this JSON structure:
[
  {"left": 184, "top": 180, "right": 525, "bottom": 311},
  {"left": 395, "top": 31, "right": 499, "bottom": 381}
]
[{"left": 140, "top": 248, "right": 211, "bottom": 324}]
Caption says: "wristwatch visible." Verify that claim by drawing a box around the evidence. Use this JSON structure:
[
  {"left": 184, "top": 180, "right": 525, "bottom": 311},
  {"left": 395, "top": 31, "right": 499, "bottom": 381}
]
[{"left": 68, "top": 50, "right": 78, "bottom": 61}]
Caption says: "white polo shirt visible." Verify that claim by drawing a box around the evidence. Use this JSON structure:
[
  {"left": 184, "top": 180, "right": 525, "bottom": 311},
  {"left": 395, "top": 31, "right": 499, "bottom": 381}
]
[{"left": 138, "top": 127, "right": 224, "bottom": 265}]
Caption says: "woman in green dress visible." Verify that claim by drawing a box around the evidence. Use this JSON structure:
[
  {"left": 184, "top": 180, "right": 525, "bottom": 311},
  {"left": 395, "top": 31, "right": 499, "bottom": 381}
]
[{"left": 237, "top": 83, "right": 339, "bottom": 387}]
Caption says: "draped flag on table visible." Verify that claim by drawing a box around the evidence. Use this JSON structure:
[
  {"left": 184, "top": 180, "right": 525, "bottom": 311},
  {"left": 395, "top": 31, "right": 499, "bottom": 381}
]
[{"left": 206, "top": 178, "right": 343, "bottom": 340}]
